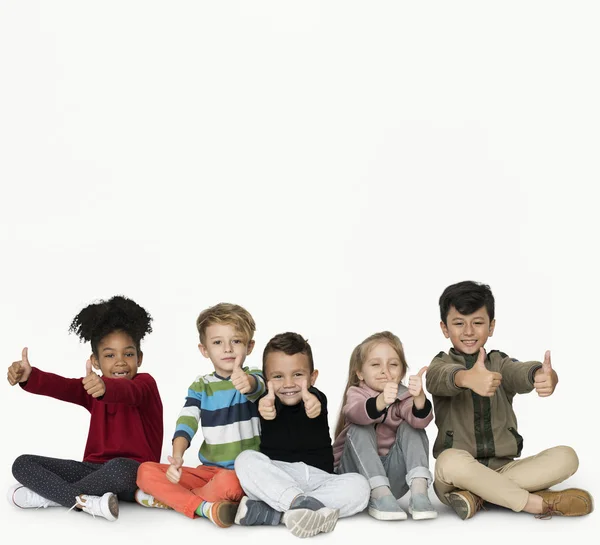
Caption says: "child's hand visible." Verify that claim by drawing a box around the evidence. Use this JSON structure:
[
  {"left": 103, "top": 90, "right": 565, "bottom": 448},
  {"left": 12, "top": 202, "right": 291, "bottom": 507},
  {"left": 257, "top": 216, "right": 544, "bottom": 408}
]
[
  {"left": 465, "top": 348, "right": 502, "bottom": 397},
  {"left": 7, "top": 347, "right": 33, "bottom": 385},
  {"left": 534, "top": 351, "right": 558, "bottom": 397},
  {"left": 259, "top": 381, "right": 277, "bottom": 420},
  {"left": 408, "top": 366, "right": 428, "bottom": 398},
  {"left": 231, "top": 356, "right": 252, "bottom": 394},
  {"left": 301, "top": 380, "right": 321, "bottom": 418},
  {"left": 82, "top": 359, "right": 106, "bottom": 398},
  {"left": 166, "top": 455, "right": 183, "bottom": 484},
  {"left": 381, "top": 381, "right": 399, "bottom": 406}
]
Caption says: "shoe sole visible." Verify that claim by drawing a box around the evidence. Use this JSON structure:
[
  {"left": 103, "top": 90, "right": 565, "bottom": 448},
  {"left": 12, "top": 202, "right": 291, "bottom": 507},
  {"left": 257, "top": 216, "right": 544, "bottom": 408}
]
[
  {"left": 367, "top": 506, "right": 408, "bottom": 521},
  {"left": 233, "top": 497, "right": 248, "bottom": 525},
  {"left": 102, "top": 494, "right": 119, "bottom": 522},
  {"left": 285, "top": 507, "right": 339, "bottom": 537},
  {"left": 212, "top": 501, "right": 239, "bottom": 528},
  {"left": 446, "top": 493, "right": 473, "bottom": 520},
  {"left": 408, "top": 506, "right": 438, "bottom": 520}
]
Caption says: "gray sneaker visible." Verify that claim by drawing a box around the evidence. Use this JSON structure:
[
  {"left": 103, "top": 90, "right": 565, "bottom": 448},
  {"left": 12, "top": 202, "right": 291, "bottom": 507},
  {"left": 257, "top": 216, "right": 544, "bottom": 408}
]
[
  {"left": 234, "top": 496, "right": 281, "bottom": 526},
  {"left": 368, "top": 495, "right": 407, "bottom": 521},
  {"left": 408, "top": 493, "right": 438, "bottom": 520},
  {"left": 283, "top": 507, "right": 339, "bottom": 538}
]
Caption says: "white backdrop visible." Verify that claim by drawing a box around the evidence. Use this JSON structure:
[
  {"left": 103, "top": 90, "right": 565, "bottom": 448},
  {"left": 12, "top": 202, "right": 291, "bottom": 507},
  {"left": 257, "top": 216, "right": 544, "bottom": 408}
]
[{"left": 1, "top": 1, "right": 598, "bottom": 542}]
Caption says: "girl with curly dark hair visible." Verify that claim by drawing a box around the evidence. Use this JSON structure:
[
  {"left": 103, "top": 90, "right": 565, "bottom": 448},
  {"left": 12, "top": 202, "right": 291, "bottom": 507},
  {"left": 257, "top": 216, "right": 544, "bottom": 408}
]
[{"left": 6, "top": 295, "right": 163, "bottom": 521}]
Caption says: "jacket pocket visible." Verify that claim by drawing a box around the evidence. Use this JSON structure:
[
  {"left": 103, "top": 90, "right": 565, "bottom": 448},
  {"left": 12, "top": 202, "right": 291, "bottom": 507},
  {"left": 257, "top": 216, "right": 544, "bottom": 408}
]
[
  {"left": 444, "top": 430, "right": 454, "bottom": 449},
  {"left": 508, "top": 427, "right": 523, "bottom": 457}
]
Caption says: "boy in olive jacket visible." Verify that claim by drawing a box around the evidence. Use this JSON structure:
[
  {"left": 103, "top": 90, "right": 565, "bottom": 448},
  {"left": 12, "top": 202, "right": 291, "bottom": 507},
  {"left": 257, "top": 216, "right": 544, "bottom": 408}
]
[{"left": 426, "top": 281, "right": 593, "bottom": 520}]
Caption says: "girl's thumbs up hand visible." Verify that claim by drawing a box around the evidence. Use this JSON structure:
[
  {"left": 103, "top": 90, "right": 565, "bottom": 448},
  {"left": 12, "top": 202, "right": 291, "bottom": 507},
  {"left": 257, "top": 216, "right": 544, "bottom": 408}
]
[
  {"left": 82, "top": 359, "right": 105, "bottom": 398},
  {"left": 301, "top": 379, "right": 321, "bottom": 419},
  {"left": 7, "top": 347, "right": 33, "bottom": 385},
  {"left": 259, "top": 381, "right": 277, "bottom": 420},
  {"left": 408, "top": 366, "right": 428, "bottom": 398}
]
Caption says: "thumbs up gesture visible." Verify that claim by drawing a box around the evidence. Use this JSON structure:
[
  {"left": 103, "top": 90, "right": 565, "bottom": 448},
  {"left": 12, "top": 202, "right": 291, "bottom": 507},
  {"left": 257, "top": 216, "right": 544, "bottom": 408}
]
[
  {"left": 408, "top": 366, "right": 428, "bottom": 408},
  {"left": 7, "top": 347, "right": 33, "bottom": 385},
  {"left": 534, "top": 351, "right": 558, "bottom": 397},
  {"left": 259, "top": 381, "right": 277, "bottom": 420},
  {"left": 231, "top": 356, "right": 252, "bottom": 394},
  {"left": 301, "top": 380, "right": 321, "bottom": 419},
  {"left": 377, "top": 367, "right": 399, "bottom": 411},
  {"left": 82, "top": 359, "right": 106, "bottom": 398},
  {"left": 166, "top": 455, "right": 184, "bottom": 484},
  {"left": 466, "top": 348, "right": 502, "bottom": 397}
]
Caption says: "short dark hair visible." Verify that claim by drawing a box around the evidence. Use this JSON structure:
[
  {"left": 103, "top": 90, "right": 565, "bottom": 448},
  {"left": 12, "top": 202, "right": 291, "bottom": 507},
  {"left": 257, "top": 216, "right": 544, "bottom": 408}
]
[
  {"left": 262, "top": 332, "right": 314, "bottom": 375},
  {"left": 439, "top": 281, "right": 495, "bottom": 324}
]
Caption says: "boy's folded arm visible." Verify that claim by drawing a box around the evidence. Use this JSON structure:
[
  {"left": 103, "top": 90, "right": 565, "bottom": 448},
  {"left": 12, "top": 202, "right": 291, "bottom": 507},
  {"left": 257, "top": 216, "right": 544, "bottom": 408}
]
[
  {"left": 98, "top": 373, "right": 159, "bottom": 406},
  {"left": 21, "top": 367, "right": 92, "bottom": 409},
  {"left": 244, "top": 368, "right": 266, "bottom": 401},
  {"left": 492, "top": 352, "right": 542, "bottom": 394},
  {"left": 425, "top": 358, "right": 466, "bottom": 396}
]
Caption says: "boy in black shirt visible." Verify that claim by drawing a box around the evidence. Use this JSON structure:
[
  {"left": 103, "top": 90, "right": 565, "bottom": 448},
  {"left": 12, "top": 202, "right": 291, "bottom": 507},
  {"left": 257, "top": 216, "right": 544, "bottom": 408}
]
[{"left": 234, "top": 332, "right": 369, "bottom": 538}]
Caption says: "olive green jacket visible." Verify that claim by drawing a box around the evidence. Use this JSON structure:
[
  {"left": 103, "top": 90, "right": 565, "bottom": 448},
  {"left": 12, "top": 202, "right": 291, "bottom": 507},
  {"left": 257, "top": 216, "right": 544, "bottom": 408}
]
[{"left": 426, "top": 349, "right": 542, "bottom": 466}]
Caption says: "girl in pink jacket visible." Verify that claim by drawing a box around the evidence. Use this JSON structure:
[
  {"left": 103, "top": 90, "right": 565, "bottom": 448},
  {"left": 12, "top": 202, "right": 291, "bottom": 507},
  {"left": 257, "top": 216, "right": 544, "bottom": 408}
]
[{"left": 333, "top": 331, "right": 437, "bottom": 521}]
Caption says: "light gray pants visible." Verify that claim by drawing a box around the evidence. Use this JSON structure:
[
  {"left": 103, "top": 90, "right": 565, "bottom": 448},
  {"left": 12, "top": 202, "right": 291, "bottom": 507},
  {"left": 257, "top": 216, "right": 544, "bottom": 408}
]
[
  {"left": 337, "top": 422, "right": 432, "bottom": 499},
  {"left": 234, "top": 450, "right": 370, "bottom": 517}
]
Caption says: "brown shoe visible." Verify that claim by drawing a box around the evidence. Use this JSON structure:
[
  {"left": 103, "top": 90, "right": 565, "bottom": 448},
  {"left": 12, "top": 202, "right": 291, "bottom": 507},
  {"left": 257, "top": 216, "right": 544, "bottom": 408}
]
[
  {"left": 535, "top": 488, "right": 593, "bottom": 518},
  {"left": 445, "top": 490, "right": 485, "bottom": 520}
]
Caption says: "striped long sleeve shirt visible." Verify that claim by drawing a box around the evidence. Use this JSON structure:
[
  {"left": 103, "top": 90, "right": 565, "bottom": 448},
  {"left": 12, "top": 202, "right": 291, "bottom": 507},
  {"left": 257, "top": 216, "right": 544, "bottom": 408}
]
[{"left": 173, "top": 367, "right": 265, "bottom": 469}]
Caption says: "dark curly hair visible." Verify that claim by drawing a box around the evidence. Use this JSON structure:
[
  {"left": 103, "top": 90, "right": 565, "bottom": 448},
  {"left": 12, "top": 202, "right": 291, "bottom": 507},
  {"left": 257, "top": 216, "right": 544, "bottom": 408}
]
[{"left": 69, "top": 295, "right": 153, "bottom": 356}]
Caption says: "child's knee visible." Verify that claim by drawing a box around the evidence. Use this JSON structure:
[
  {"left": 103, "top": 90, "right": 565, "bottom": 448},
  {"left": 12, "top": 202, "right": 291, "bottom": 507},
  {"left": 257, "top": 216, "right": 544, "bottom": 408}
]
[
  {"left": 12, "top": 454, "right": 34, "bottom": 480},
  {"left": 234, "top": 449, "right": 265, "bottom": 475},
  {"left": 136, "top": 461, "right": 161, "bottom": 488},
  {"left": 550, "top": 445, "right": 579, "bottom": 477},
  {"left": 216, "top": 469, "right": 243, "bottom": 501},
  {"left": 435, "top": 449, "right": 473, "bottom": 481}
]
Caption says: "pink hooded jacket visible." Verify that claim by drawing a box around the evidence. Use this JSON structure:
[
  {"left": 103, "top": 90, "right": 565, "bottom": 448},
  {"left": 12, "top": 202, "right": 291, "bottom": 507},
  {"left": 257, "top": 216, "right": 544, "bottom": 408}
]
[{"left": 333, "top": 382, "right": 433, "bottom": 468}]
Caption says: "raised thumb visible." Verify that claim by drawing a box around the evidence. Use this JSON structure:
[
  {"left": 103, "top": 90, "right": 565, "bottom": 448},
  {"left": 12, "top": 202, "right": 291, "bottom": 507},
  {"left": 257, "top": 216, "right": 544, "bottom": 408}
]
[{"left": 542, "top": 350, "right": 552, "bottom": 373}]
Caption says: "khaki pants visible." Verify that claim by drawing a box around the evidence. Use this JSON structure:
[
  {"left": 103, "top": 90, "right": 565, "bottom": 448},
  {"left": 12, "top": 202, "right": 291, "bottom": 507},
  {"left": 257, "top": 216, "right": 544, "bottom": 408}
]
[{"left": 434, "top": 446, "right": 579, "bottom": 512}]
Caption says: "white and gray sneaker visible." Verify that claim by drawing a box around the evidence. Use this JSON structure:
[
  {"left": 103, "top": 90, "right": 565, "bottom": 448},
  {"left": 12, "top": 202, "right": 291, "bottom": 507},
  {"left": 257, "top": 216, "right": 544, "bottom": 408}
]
[
  {"left": 283, "top": 495, "right": 339, "bottom": 538},
  {"left": 73, "top": 492, "right": 119, "bottom": 521},
  {"left": 7, "top": 484, "right": 61, "bottom": 509},
  {"left": 283, "top": 507, "right": 339, "bottom": 538}
]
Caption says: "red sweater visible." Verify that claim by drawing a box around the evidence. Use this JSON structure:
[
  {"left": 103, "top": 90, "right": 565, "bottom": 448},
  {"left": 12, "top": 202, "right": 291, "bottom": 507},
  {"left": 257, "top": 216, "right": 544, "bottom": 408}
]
[{"left": 23, "top": 367, "right": 163, "bottom": 464}]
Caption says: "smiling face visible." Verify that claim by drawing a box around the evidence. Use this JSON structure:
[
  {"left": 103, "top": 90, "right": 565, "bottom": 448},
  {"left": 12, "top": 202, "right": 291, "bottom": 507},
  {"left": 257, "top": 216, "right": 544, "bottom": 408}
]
[
  {"left": 441, "top": 305, "right": 496, "bottom": 355},
  {"left": 199, "top": 323, "right": 255, "bottom": 377},
  {"left": 264, "top": 351, "right": 318, "bottom": 406},
  {"left": 91, "top": 330, "right": 142, "bottom": 379},
  {"left": 356, "top": 341, "right": 404, "bottom": 392}
]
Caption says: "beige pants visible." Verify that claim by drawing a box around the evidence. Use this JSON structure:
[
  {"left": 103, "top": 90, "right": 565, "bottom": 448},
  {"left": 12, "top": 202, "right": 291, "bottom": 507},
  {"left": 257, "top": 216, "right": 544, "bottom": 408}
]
[{"left": 434, "top": 446, "right": 579, "bottom": 512}]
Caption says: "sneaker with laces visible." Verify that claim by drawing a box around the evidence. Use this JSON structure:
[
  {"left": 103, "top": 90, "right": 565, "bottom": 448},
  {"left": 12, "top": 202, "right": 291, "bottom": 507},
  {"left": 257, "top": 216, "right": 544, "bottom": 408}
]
[
  {"left": 408, "top": 493, "right": 438, "bottom": 520},
  {"left": 7, "top": 484, "right": 61, "bottom": 509},
  {"left": 445, "top": 490, "right": 484, "bottom": 520},
  {"left": 368, "top": 494, "right": 407, "bottom": 521},
  {"left": 535, "top": 488, "right": 593, "bottom": 518},
  {"left": 74, "top": 492, "right": 119, "bottom": 521},
  {"left": 234, "top": 496, "right": 281, "bottom": 526},
  {"left": 135, "top": 488, "right": 171, "bottom": 509}
]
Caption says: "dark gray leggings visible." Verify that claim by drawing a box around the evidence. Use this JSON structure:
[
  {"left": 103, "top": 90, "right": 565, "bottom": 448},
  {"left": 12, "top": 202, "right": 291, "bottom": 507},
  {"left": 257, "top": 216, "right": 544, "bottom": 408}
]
[{"left": 12, "top": 454, "right": 140, "bottom": 508}]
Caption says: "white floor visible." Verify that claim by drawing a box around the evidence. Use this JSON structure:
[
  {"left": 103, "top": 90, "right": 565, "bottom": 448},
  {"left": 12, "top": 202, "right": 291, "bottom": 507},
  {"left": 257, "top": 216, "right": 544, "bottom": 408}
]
[{"left": 1, "top": 476, "right": 596, "bottom": 545}]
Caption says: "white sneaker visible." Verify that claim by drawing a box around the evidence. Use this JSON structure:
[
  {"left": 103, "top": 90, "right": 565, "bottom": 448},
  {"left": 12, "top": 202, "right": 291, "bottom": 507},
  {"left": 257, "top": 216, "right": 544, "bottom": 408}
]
[
  {"left": 74, "top": 492, "right": 119, "bottom": 521},
  {"left": 283, "top": 507, "right": 339, "bottom": 538},
  {"left": 135, "top": 488, "right": 171, "bottom": 509},
  {"left": 7, "top": 484, "right": 61, "bottom": 509}
]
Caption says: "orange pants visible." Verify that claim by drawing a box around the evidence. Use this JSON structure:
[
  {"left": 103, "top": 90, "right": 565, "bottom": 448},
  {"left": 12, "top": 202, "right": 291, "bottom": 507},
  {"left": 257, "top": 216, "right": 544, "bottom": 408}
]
[{"left": 137, "top": 462, "right": 244, "bottom": 519}]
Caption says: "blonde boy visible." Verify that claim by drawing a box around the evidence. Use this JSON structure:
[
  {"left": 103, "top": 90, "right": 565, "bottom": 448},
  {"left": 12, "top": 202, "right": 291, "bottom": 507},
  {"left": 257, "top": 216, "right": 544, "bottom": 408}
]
[{"left": 136, "top": 303, "right": 266, "bottom": 527}]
